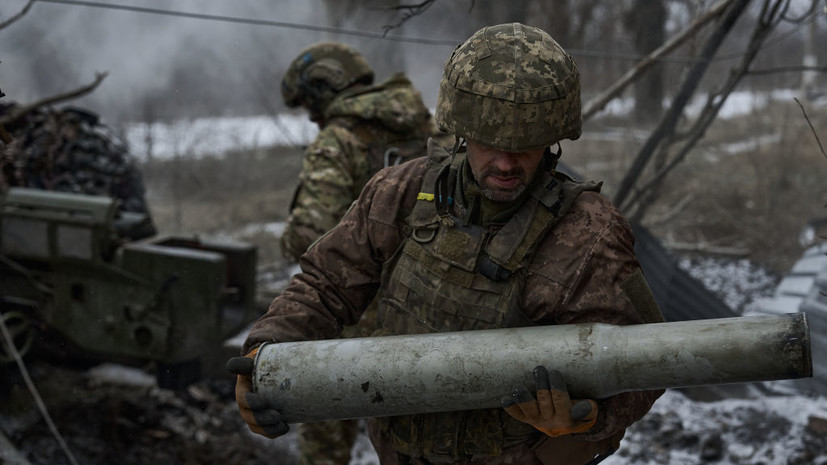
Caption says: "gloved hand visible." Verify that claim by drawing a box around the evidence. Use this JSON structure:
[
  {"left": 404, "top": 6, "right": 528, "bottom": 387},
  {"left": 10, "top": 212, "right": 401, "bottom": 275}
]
[
  {"left": 501, "top": 365, "right": 598, "bottom": 437},
  {"left": 226, "top": 347, "right": 289, "bottom": 438}
]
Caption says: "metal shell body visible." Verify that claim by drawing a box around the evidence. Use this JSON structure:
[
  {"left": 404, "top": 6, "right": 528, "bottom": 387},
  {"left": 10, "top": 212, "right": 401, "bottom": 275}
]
[{"left": 253, "top": 313, "right": 812, "bottom": 423}]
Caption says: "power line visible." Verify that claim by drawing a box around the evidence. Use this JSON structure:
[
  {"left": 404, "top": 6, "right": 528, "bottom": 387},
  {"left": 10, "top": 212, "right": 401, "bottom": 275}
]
[
  {"left": 34, "top": 0, "right": 812, "bottom": 64},
  {"left": 35, "top": 0, "right": 461, "bottom": 46},
  {"left": 29, "top": 0, "right": 684, "bottom": 61}
]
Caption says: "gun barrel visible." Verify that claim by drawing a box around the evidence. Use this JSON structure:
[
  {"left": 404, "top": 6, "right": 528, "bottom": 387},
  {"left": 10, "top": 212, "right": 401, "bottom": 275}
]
[{"left": 252, "top": 313, "right": 812, "bottom": 423}]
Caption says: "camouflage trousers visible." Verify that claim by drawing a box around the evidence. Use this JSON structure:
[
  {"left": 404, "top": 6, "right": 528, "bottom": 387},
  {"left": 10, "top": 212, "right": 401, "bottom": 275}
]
[
  {"left": 298, "top": 419, "right": 361, "bottom": 465},
  {"left": 366, "top": 419, "right": 543, "bottom": 465},
  {"left": 298, "top": 300, "right": 378, "bottom": 465}
]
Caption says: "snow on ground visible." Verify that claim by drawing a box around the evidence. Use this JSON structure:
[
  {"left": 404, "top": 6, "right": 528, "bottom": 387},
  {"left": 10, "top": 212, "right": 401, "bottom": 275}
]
[
  {"left": 120, "top": 89, "right": 824, "bottom": 161},
  {"left": 603, "top": 387, "right": 827, "bottom": 465},
  {"left": 678, "top": 256, "right": 780, "bottom": 314},
  {"left": 122, "top": 112, "right": 319, "bottom": 160}
]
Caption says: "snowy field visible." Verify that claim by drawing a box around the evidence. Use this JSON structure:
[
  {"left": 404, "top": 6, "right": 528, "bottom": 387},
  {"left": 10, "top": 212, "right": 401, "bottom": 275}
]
[{"left": 120, "top": 89, "right": 821, "bottom": 161}]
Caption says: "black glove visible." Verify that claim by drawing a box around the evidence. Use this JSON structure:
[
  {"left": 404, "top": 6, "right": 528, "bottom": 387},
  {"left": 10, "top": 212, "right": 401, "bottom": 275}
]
[
  {"left": 501, "top": 365, "right": 598, "bottom": 437},
  {"left": 226, "top": 349, "right": 289, "bottom": 438}
]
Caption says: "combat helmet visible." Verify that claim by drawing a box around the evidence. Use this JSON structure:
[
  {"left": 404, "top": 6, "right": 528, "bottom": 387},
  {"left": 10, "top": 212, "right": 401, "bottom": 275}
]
[
  {"left": 435, "top": 23, "right": 582, "bottom": 152},
  {"left": 281, "top": 42, "right": 375, "bottom": 120}
]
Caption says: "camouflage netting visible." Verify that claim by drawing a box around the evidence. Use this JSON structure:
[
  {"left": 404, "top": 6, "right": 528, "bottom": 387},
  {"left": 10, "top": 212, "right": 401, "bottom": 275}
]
[{"left": 0, "top": 103, "right": 152, "bottom": 216}]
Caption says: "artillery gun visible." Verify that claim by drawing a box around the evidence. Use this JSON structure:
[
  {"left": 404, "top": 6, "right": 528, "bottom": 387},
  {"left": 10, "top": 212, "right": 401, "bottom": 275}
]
[{"left": 0, "top": 187, "right": 259, "bottom": 388}]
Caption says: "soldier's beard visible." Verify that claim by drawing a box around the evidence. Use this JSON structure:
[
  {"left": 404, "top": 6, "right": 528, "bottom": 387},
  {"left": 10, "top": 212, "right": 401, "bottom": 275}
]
[{"left": 478, "top": 167, "right": 528, "bottom": 203}]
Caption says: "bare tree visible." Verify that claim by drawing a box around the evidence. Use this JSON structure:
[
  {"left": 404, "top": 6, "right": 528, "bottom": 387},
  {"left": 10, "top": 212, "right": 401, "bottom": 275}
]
[
  {"left": 583, "top": 0, "right": 738, "bottom": 120},
  {"left": 613, "top": 0, "right": 823, "bottom": 223},
  {"left": 0, "top": 0, "right": 37, "bottom": 142},
  {"left": 0, "top": 73, "right": 108, "bottom": 128},
  {"left": 1, "top": 1, "right": 109, "bottom": 141},
  {"left": 624, "top": 0, "right": 667, "bottom": 123},
  {"left": 800, "top": 3, "right": 820, "bottom": 97},
  {"left": 324, "top": 0, "right": 406, "bottom": 78}
]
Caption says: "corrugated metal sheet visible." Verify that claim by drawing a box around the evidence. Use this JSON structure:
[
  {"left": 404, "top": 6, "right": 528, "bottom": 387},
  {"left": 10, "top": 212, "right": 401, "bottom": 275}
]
[
  {"left": 556, "top": 161, "right": 737, "bottom": 323},
  {"left": 754, "top": 243, "right": 827, "bottom": 394},
  {"left": 632, "top": 224, "right": 738, "bottom": 322}
]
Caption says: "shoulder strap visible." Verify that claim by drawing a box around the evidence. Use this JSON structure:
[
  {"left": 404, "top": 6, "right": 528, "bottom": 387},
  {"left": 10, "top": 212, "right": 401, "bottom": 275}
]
[
  {"left": 406, "top": 139, "right": 456, "bottom": 228},
  {"left": 483, "top": 170, "right": 602, "bottom": 277}
]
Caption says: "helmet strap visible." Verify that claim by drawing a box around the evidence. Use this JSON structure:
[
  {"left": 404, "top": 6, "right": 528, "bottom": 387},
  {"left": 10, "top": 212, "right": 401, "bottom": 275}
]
[
  {"left": 433, "top": 136, "right": 466, "bottom": 226},
  {"left": 298, "top": 73, "right": 337, "bottom": 122},
  {"left": 450, "top": 136, "right": 465, "bottom": 158},
  {"left": 544, "top": 143, "right": 562, "bottom": 171}
]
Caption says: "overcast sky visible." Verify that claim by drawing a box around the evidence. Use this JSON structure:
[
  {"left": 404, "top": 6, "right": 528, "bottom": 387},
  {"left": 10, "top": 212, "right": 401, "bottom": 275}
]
[
  {"left": 1, "top": 0, "right": 821, "bottom": 125},
  {"left": 0, "top": 0, "right": 461, "bottom": 123}
]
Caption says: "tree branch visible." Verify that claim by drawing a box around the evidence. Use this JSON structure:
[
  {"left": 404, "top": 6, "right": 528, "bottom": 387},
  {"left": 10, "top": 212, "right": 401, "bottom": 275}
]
[
  {"left": 794, "top": 97, "right": 827, "bottom": 160},
  {"left": 0, "top": 72, "right": 108, "bottom": 127},
  {"left": 382, "top": 0, "right": 438, "bottom": 34},
  {"left": 613, "top": 0, "right": 752, "bottom": 212},
  {"left": 624, "top": 0, "right": 790, "bottom": 222},
  {"left": 0, "top": 0, "right": 35, "bottom": 31},
  {"left": 382, "top": 0, "right": 475, "bottom": 33},
  {"left": 582, "top": 0, "right": 737, "bottom": 121}
]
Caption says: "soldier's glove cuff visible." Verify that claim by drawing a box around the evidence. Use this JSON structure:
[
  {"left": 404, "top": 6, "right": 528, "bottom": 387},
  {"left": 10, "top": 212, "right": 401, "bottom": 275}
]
[
  {"left": 227, "top": 347, "right": 290, "bottom": 439},
  {"left": 501, "top": 366, "right": 598, "bottom": 437}
]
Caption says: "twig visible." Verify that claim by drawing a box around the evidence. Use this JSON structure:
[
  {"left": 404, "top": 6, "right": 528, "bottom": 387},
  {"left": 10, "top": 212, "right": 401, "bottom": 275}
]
[
  {"left": 793, "top": 97, "right": 826, "bottom": 160},
  {"left": 382, "top": 0, "right": 437, "bottom": 35},
  {"left": 0, "top": 311, "right": 81, "bottom": 465},
  {"left": 582, "top": 0, "right": 736, "bottom": 121},
  {"left": 382, "top": 0, "right": 475, "bottom": 34},
  {"left": 613, "top": 0, "right": 752, "bottom": 211},
  {"left": 0, "top": 72, "right": 108, "bottom": 127},
  {"left": 0, "top": 0, "right": 35, "bottom": 30}
]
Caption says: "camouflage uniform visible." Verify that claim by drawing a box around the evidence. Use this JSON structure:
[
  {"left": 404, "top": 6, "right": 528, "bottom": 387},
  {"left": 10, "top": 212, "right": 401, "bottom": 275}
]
[
  {"left": 280, "top": 72, "right": 439, "bottom": 262},
  {"left": 246, "top": 143, "right": 663, "bottom": 463},
  {"left": 279, "top": 44, "right": 441, "bottom": 465},
  {"left": 244, "top": 24, "right": 662, "bottom": 465}
]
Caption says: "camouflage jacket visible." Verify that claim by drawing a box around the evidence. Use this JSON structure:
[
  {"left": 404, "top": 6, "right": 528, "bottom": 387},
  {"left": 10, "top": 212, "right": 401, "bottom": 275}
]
[
  {"left": 280, "top": 73, "right": 438, "bottom": 262},
  {"left": 246, "top": 142, "right": 661, "bottom": 444}
]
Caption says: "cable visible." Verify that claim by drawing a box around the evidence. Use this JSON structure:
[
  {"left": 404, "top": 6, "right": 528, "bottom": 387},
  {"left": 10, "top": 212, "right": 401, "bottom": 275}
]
[
  {"left": 35, "top": 0, "right": 818, "bottom": 65},
  {"left": 0, "top": 309, "right": 80, "bottom": 465},
  {"left": 35, "top": 0, "right": 461, "bottom": 46}
]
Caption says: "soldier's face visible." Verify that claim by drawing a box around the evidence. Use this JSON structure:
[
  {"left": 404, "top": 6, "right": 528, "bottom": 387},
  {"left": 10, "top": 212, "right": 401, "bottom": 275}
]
[{"left": 466, "top": 141, "right": 545, "bottom": 202}]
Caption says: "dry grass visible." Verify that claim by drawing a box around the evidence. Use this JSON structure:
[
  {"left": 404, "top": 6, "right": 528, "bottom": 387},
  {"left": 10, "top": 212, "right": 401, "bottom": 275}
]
[
  {"left": 567, "top": 99, "right": 827, "bottom": 273},
  {"left": 140, "top": 100, "right": 827, "bottom": 274},
  {"left": 141, "top": 145, "right": 304, "bottom": 265}
]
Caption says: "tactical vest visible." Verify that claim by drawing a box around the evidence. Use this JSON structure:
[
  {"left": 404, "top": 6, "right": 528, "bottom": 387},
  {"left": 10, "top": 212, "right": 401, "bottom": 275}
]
[{"left": 374, "top": 143, "right": 601, "bottom": 463}]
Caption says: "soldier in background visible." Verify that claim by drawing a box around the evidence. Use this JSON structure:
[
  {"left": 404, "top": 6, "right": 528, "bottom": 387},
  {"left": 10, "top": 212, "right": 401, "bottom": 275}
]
[
  {"left": 0, "top": 103, "right": 156, "bottom": 240},
  {"left": 280, "top": 42, "right": 443, "bottom": 262},
  {"left": 233, "top": 23, "right": 663, "bottom": 465},
  {"left": 278, "top": 43, "right": 443, "bottom": 465}
]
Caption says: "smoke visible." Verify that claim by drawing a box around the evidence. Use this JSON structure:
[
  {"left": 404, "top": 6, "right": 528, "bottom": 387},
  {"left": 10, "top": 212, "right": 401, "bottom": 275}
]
[{"left": 0, "top": 0, "right": 460, "bottom": 124}]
